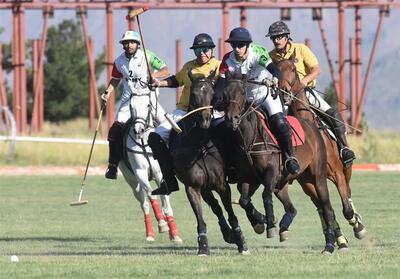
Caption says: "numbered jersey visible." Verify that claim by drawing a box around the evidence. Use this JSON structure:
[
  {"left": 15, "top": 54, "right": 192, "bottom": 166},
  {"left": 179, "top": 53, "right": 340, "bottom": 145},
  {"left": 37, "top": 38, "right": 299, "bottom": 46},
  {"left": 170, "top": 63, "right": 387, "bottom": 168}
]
[
  {"left": 219, "top": 43, "right": 273, "bottom": 82},
  {"left": 112, "top": 49, "right": 166, "bottom": 107},
  {"left": 219, "top": 43, "right": 273, "bottom": 101}
]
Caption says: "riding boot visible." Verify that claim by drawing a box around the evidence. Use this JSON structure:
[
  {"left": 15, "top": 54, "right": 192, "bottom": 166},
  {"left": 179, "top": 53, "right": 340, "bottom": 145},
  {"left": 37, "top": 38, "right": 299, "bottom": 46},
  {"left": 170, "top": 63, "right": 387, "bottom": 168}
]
[
  {"left": 268, "top": 113, "right": 300, "bottom": 175},
  {"left": 324, "top": 108, "right": 356, "bottom": 167},
  {"left": 106, "top": 122, "right": 124, "bottom": 179},
  {"left": 148, "top": 132, "right": 179, "bottom": 195}
]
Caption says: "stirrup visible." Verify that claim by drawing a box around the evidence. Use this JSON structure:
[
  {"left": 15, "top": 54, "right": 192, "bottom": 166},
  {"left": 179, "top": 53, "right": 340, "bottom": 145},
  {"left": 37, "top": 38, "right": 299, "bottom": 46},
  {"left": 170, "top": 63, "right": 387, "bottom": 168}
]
[
  {"left": 284, "top": 156, "right": 300, "bottom": 175},
  {"left": 340, "top": 147, "right": 356, "bottom": 167}
]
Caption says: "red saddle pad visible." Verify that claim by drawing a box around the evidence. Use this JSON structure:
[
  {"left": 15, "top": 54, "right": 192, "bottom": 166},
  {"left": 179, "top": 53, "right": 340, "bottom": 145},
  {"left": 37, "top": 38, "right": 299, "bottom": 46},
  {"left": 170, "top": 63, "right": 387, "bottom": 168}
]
[{"left": 255, "top": 111, "right": 305, "bottom": 147}]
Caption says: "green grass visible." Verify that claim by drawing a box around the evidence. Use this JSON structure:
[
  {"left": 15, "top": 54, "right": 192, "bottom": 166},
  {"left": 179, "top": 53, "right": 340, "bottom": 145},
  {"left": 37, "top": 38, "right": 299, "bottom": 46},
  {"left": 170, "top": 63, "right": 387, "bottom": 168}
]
[{"left": 0, "top": 172, "right": 399, "bottom": 278}]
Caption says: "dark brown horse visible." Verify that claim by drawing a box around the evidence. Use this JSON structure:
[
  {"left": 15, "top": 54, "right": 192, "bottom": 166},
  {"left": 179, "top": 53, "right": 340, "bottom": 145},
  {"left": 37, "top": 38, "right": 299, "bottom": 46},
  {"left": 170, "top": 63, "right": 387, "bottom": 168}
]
[
  {"left": 276, "top": 54, "right": 366, "bottom": 240},
  {"left": 223, "top": 75, "right": 339, "bottom": 254},
  {"left": 169, "top": 71, "right": 249, "bottom": 256}
]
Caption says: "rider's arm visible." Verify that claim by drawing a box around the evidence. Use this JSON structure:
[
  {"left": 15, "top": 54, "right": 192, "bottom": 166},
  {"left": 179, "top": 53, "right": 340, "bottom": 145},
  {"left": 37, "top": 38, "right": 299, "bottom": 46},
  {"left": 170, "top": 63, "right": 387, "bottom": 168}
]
[
  {"left": 102, "top": 63, "right": 121, "bottom": 101},
  {"left": 157, "top": 75, "right": 179, "bottom": 88},
  {"left": 301, "top": 64, "right": 320, "bottom": 87},
  {"left": 300, "top": 45, "right": 320, "bottom": 87},
  {"left": 147, "top": 50, "right": 170, "bottom": 80}
]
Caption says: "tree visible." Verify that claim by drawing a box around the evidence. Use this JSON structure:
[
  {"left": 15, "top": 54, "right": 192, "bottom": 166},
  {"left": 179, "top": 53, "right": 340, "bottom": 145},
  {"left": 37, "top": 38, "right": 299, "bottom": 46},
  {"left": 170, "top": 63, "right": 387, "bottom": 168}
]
[{"left": 44, "top": 19, "right": 105, "bottom": 121}]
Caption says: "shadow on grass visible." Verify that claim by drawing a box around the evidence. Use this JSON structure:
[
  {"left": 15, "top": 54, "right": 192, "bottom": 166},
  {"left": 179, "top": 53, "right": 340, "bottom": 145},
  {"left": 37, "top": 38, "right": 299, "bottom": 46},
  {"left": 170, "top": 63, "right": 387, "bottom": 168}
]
[{"left": 0, "top": 236, "right": 95, "bottom": 242}]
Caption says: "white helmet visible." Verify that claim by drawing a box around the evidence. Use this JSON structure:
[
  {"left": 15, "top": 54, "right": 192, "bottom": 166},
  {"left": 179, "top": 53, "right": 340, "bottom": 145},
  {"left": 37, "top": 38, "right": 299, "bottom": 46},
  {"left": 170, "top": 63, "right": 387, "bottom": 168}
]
[{"left": 119, "top": 30, "right": 141, "bottom": 44}]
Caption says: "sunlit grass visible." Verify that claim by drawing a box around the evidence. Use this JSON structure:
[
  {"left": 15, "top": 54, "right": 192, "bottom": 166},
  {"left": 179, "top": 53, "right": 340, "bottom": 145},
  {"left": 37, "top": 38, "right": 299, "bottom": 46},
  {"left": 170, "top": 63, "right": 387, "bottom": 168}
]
[{"left": 0, "top": 173, "right": 399, "bottom": 278}]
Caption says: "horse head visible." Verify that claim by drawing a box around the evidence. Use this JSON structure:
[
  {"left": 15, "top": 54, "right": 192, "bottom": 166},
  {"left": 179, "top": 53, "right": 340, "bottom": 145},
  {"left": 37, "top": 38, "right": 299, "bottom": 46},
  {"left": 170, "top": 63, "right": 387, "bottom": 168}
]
[
  {"left": 276, "top": 51, "right": 310, "bottom": 115},
  {"left": 223, "top": 72, "right": 247, "bottom": 131},
  {"left": 187, "top": 70, "right": 215, "bottom": 129},
  {"left": 130, "top": 95, "right": 152, "bottom": 140},
  {"left": 275, "top": 50, "right": 306, "bottom": 105}
]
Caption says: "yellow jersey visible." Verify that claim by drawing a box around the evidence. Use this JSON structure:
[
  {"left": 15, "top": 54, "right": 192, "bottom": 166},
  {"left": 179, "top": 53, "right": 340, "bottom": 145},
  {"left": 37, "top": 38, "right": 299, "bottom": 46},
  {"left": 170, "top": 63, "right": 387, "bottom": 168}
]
[
  {"left": 269, "top": 43, "right": 319, "bottom": 88},
  {"left": 175, "top": 57, "right": 221, "bottom": 111}
]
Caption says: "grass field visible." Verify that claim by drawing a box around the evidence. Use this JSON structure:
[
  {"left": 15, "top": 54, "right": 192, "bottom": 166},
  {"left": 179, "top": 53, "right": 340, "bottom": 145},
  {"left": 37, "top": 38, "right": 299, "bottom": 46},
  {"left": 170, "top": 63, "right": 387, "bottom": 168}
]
[{"left": 0, "top": 172, "right": 399, "bottom": 278}]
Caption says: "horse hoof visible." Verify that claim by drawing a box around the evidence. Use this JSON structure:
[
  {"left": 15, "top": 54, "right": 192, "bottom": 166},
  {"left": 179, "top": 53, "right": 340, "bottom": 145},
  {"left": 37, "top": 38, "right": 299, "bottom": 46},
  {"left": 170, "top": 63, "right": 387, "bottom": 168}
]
[
  {"left": 170, "top": 235, "right": 183, "bottom": 244},
  {"left": 279, "top": 230, "right": 289, "bottom": 242},
  {"left": 146, "top": 236, "right": 155, "bottom": 242},
  {"left": 197, "top": 253, "right": 209, "bottom": 257},
  {"left": 253, "top": 223, "right": 265, "bottom": 234},
  {"left": 240, "top": 249, "right": 251, "bottom": 255},
  {"left": 354, "top": 228, "right": 367, "bottom": 240},
  {"left": 338, "top": 243, "right": 349, "bottom": 252},
  {"left": 266, "top": 227, "right": 277, "bottom": 238},
  {"left": 158, "top": 220, "right": 169, "bottom": 233},
  {"left": 321, "top": 244, "right": 335, "bottom": 255}
]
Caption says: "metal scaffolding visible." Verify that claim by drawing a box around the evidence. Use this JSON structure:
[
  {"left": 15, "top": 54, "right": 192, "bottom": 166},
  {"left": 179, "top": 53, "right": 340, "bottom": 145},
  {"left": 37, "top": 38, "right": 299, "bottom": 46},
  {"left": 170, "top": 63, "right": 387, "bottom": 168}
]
[{"left": 0, "top": 0, "right": 398, "bottom": 134}]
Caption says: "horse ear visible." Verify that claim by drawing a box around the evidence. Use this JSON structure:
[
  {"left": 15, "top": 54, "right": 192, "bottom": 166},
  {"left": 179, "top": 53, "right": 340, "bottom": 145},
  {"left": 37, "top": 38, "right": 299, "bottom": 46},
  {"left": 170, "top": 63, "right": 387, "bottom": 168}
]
[
  {"left": 208, "top": 70, "right": 216, "bottom": 81},
  {"left": 225, "top": 71, "right": 233, "bottom": 81},
  {"left": 289, "top": 49, "right": 296, "bottom": 62}
]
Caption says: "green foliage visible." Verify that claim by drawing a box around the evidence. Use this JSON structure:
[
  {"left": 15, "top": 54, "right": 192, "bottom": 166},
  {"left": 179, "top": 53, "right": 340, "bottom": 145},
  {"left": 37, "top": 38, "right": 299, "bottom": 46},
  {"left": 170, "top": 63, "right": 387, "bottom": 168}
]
[
  {"left": 0, "top": 173, "right": 399, "bottom": 278},
  {"left": 43, "top": 19, "right": 105, "bottom": 121},
  {"left": 322, "top": 82, "right": 338, "bottom": 110}
]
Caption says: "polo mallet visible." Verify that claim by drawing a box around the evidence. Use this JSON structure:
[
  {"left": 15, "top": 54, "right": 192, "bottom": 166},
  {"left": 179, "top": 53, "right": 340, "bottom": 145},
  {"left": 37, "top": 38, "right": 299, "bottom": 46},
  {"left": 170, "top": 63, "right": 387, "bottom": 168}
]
[
  {"left": 70, "top": 103, "right": 106, "bottom": 206},
  {"left": 127, "top": 6, "right": 153, "bottom": 82},
  {"left": 164, "top": 106, "right": 213, "bottom": 134}
]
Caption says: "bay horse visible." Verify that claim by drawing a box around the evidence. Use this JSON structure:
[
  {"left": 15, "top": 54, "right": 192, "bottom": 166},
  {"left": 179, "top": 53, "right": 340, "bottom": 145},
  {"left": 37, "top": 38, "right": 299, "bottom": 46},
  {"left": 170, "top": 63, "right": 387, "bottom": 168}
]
[
  {"left": 168, "top": 71, "right": 249, "bottom": 256},
  {"left": 276, "top": 53, "right": 366, "bottom": 240},
  {"left": 118, "top": 89, "right": 182, "bottom": 243},
  {"left": 223, "top": 75, "right": 339, "bottom": 254}
]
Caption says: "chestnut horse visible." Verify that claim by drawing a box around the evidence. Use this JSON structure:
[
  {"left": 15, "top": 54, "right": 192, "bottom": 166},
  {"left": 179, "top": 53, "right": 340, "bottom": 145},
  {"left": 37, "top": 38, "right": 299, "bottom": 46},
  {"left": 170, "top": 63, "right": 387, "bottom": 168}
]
[
  {"left": 168, "top": 71, "right": 248, "bottom": 256},
  {"left": 223, "top": 76, "right": 339, "bottom": 254},
  {"left": 276, "top": 54, "right": 366, "bottom": 240}
]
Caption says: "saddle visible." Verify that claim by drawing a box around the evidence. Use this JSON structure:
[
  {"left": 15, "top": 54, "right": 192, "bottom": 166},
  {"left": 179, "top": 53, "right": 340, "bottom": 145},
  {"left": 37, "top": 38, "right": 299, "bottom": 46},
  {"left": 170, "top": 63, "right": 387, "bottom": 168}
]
[{"left": 255, "top": 110, "right": 305, "bottom": 147}]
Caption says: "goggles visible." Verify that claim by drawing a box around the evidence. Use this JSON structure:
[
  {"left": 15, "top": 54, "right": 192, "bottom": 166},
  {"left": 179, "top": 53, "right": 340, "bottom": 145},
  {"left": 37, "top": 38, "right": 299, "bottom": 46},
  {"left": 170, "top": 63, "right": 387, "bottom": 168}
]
[
  {"left": 230, "top": 42, "right": 248, "bottom": 49},
  {"left": 194, "top": 47, "right": 211, "bottom": 56}
]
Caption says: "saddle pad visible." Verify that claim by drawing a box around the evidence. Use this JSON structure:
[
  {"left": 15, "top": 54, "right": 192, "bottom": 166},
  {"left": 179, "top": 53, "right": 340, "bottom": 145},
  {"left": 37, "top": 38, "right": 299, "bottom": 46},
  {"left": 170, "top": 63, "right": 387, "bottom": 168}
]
[{"left": 255, "top": 111, "right": 305, "bottom": 147}]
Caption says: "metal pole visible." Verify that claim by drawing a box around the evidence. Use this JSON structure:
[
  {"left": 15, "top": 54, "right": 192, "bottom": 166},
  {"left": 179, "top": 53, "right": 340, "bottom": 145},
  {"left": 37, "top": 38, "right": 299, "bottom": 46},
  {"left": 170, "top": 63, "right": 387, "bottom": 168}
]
[
  {"left": 240, "top": 7, "right": 246, "bottom": 28},
  {"left": 337, "top": 1, "right": 347, "bottom": 123},
  {"left": 106, "top": 4, "right": 115, "bottom": 129},
  {"left": 349, "top": 38, "right": 357, "bottom": 127}
]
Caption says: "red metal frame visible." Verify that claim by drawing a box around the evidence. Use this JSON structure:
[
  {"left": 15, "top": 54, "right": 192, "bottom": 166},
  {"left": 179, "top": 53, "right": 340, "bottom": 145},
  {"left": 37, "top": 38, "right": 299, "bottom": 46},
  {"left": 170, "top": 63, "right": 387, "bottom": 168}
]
[{"left": 1, "top": 0, "right": 398, "bottom": 134}]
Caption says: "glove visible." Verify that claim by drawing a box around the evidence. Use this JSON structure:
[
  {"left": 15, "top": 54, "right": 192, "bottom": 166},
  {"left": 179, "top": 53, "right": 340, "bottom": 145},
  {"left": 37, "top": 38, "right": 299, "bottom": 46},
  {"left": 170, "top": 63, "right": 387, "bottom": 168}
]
[
  {"left": 101, "top": 91, "right": 111, "bottom": 103},
  {"left": 272, "top": 76, "right": 279, "bottom": 88}
]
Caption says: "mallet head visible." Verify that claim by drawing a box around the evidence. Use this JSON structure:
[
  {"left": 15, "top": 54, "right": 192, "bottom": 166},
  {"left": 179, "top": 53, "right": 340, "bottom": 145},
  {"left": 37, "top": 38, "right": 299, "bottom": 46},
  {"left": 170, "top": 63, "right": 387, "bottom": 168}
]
[{"left": 126, "top": 6, "right": 149, "bottom": 20}]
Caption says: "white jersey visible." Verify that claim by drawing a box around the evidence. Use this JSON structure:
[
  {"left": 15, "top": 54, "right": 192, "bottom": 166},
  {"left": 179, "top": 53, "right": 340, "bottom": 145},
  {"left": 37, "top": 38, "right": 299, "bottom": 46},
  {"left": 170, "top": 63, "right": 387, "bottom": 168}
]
[
  {"left": 219, "top": 43, "right": 273, "bottom": 101},
  {"left": 112, "top": 48, "right": 166, "bottom": 109}
]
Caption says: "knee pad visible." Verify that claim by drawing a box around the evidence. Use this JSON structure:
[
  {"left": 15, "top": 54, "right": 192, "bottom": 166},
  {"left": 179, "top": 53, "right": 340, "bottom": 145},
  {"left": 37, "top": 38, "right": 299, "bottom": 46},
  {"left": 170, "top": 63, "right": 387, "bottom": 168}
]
[
  {"left": 268, "top": 113, "right": 291, "bottom": 138},
  {"left": 107, "top": 122, "right": 124, "bottom": 142}
]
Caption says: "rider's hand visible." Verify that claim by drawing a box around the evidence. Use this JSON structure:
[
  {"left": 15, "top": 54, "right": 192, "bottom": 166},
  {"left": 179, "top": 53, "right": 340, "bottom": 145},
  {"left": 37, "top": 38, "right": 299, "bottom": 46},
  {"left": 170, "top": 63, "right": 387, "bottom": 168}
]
[
  {"left": 101, "top": 91, "right": 111, "bottom": 103},
  {"left": 272, "top": 76, "right": 279, "bottom": 88},
  {"left": 151, "top": 77, "right": 161, "bottom": 88}
]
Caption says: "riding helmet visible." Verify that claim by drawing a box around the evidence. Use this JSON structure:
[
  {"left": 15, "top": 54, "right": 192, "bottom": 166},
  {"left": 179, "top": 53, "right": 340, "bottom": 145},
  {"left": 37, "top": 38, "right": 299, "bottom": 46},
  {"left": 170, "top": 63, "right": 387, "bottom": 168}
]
[
  {"left": 190, "top": 33, "right": 216, "bottom": 49},
  {"left": 266, "top": 21, "right": 291, "bottom": 37},
  {"left": 225, "top": 27, "right": 253, "bottom": 43}
]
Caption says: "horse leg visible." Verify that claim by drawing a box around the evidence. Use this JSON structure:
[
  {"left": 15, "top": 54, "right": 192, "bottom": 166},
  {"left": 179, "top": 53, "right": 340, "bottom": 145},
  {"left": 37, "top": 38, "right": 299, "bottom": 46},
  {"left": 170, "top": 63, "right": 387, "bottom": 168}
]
[
  {"left": 158, "top": 195, "right": 183, "bottom": 243},
  {"left": 262, "top": 187, "right": 277, "bottom": 238},
  {"left": 348, "top": 198, "right": 366, "bottom": 239},
  {"left": 274, "top": 184, "right": 297, "bottom": 242},
  {"left": 200, "top": 187, "right": 234, "bottom": 244},
  {"left": 214, "top": 182, "right": 250, "bottom": 254},
  {"left": 185, "top": 186, "right": 210, "bottom": 256},
  {"left": 119, "top": 161, "right": 155, "bottom": 241},
  {"left": 237, "top": 182, "right": 266, "bottom": 234},
  {"left": 297, "top": 175, "right": 336, "bottom": 254}
]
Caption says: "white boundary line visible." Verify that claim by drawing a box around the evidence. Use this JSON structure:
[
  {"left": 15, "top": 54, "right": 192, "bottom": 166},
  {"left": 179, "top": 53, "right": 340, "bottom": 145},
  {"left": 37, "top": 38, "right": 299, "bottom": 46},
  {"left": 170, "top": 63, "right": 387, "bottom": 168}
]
[{"left": 0, "top": 136, "right": 107, "bottom": 145}]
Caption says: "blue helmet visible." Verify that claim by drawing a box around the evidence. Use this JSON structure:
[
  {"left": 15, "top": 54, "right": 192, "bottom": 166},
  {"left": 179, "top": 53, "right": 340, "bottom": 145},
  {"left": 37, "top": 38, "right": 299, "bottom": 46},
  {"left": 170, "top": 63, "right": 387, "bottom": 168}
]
[{"left": 225, "top": 27, "right": 252, "bottom": 43}]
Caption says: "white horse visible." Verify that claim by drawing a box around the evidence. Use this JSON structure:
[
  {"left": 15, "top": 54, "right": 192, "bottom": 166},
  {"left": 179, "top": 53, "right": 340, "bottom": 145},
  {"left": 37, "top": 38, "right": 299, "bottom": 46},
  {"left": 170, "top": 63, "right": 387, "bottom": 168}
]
[{"left": 119, "top": 89, "right": 182, "bottom": 243}]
